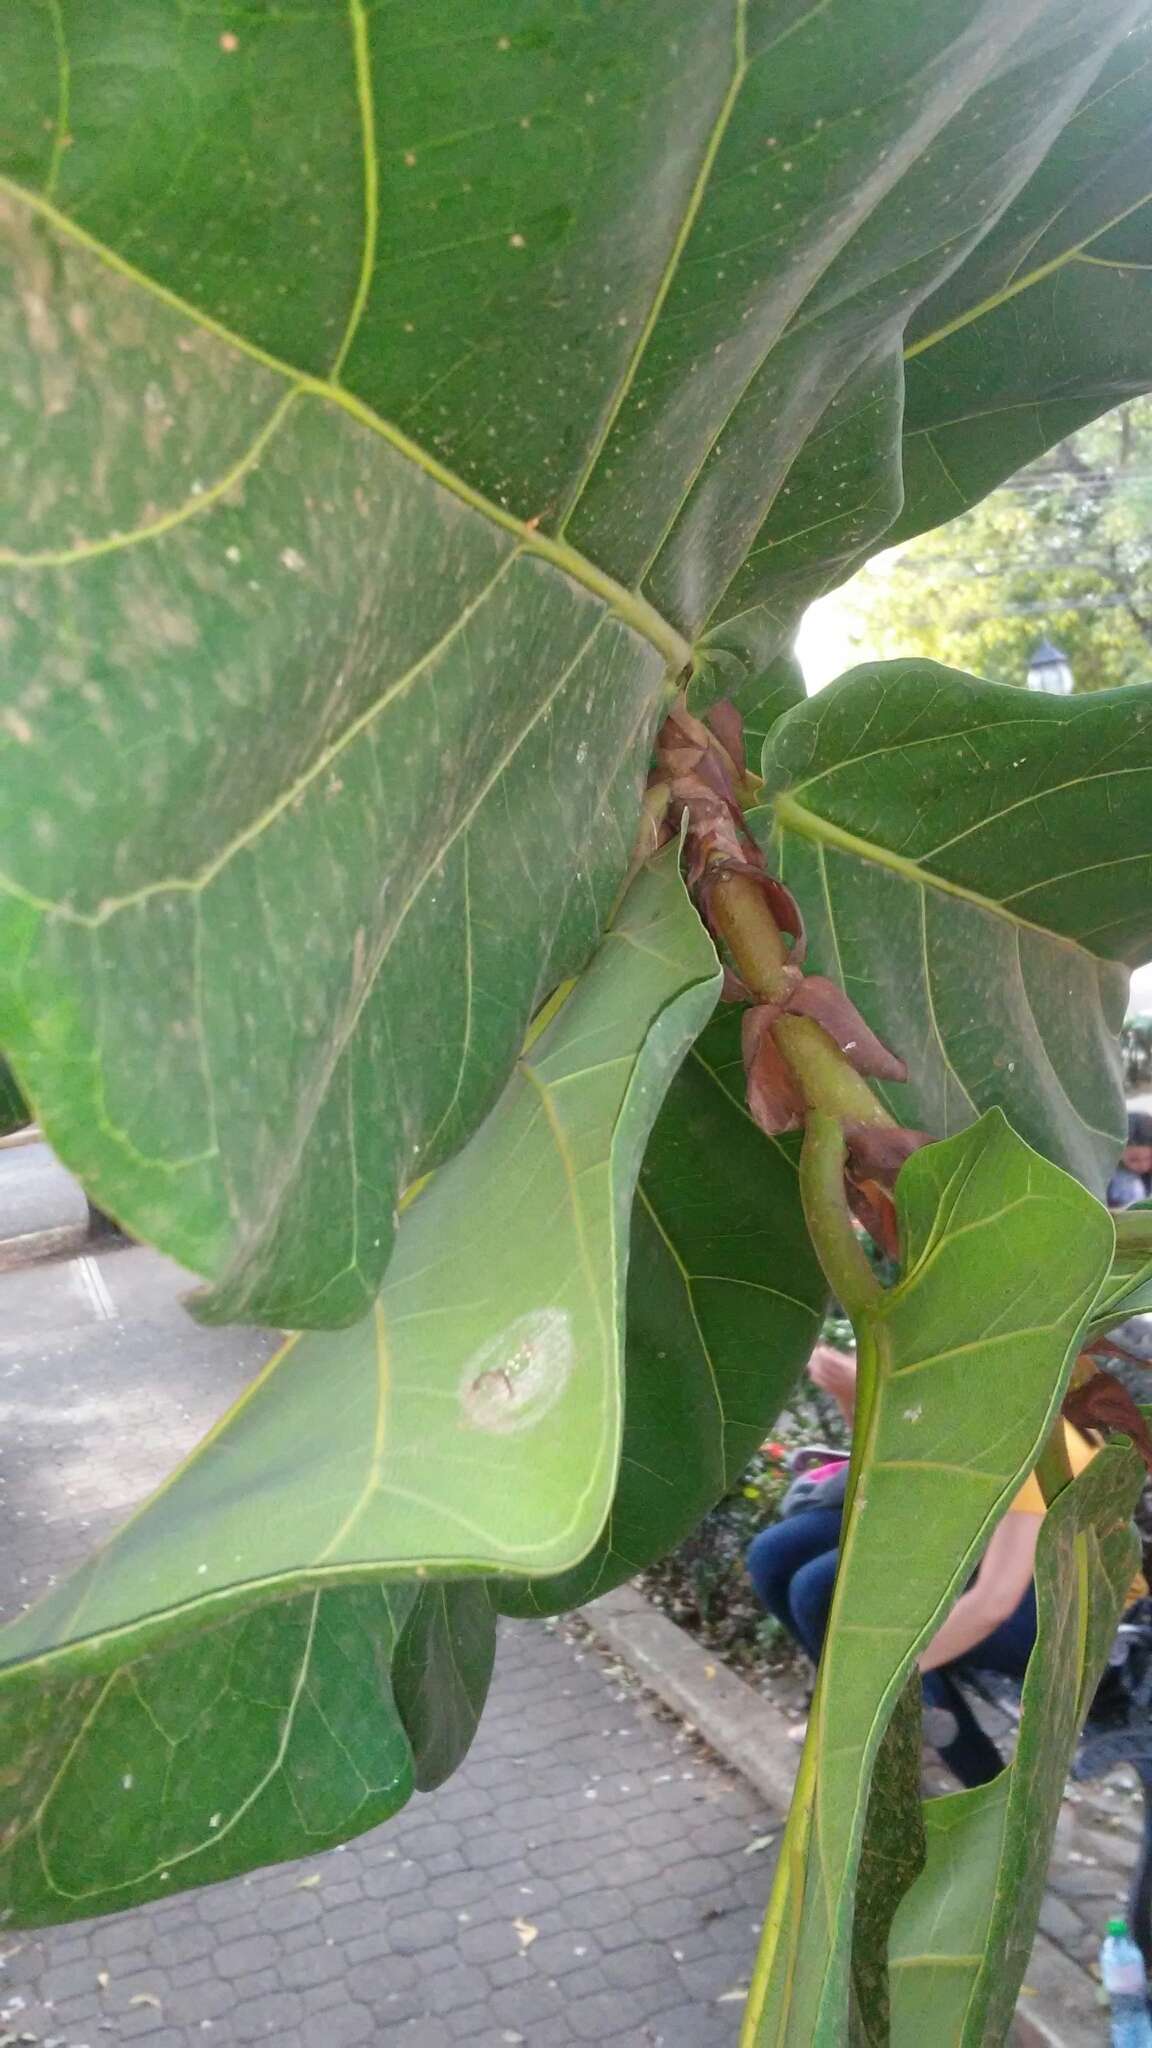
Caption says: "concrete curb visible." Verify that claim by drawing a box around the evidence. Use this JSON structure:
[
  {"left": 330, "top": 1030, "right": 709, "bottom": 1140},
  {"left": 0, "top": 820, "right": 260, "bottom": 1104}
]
[
  {"left": 578, "top": 1584, "right": 1098, "bottom": 2048},
  {"left": 0, "top": 1219, "right": 89, "bottom": 1271},
  {"left": 0, "top": 1124, "right": 40, "bottom": 1151}
]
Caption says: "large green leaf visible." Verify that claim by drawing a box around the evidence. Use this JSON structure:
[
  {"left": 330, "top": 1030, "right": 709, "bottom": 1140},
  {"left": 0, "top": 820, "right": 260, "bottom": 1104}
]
[
  {"left": 758, "top": 664, "right": 1152, "bottom": 1192},
  {"left": 887, "top": 1443, "right": 1143, "bottom": 2047},
  {"left": 893, "top": 24, "right": 1152, "bottom": 552},
  {"left": 499, "top": 1007, "right": 823, "bottom": 1617},
  {"left": 743, "top": 1110, "right": 1114, "bottom": 2046},
  {"left": 0, "top": 852, "right": 717, "bottom": 1699},
  {"left": 730, "top": 24, "right": 1152, "bottom": 631},
  {"left": 0, "top": 1579, "right": 495, "bottom": 1928},
  {"left": 1, "top": 0, "right": 1147, "bottom": 1322}
]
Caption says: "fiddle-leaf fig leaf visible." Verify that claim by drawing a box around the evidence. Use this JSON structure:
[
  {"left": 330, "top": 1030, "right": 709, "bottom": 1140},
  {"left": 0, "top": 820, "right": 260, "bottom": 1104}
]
[
  {"left": 887, "top": 1444, "right": 1143, "bottom": 2047},
  {"left": 500, "top": 1007, "right": 824, "bottom": 1617},
  {"left": 0, "top": 0, "right": 1148, "bottom": 1320},
  {"left": 0, "top": 1580, "right": 496, "bottom": 1928},
  {"left": 0, "top": 853, "right": 718, "bottom": 1696},
  {"left": 743, "top": 23, "right": 1152, "bottom": 628},
  {"left": 744, "top": 1110, "right": 1115, "bottom": 2045},
  {"left": 758, "top": 665, "right": 1152, "bottom": 1192}
]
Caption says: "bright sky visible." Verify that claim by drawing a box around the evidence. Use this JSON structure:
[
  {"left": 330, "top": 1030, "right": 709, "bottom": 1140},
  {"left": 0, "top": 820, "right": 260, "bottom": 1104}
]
[
  {"left": 793, "top": 583, "right": 1152, "bottom": 1020},
  {"left": 794, "top": 585, "right": 862, "bottom": 696}
]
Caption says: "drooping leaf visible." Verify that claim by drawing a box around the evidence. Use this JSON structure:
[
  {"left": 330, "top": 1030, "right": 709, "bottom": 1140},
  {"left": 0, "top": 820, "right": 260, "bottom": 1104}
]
[
  {"left": 757, "top": 665, "right": 1152, "bottom": 1192},
  {"left": 0, "top": 1579, "right": 495, "bottom": 1928},
  {"left": 887, "top": 1443, "right": 1142, "bottom": 2047},
  {"left": 1, "top": 1, "right": 1148, "bottom": 1321},
  {"left": 499, "top": 1007, "right": 824, "bottom": 1617},
  {"left": 743, "top": 1110, "right": 1115, "bottom": 2045},
  {"left": 893, "top": 25, "right": 1152, "bottom": 554},
  {"left": 728, "top": 24, "right": 1152, "bottom": 633},
  {"left": 0, "top": 852, "right": 717, "bottom": 1703}
]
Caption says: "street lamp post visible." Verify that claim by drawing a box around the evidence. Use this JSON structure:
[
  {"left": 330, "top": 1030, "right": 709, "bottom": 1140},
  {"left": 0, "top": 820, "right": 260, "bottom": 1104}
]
[{"left": 1026, "top": 637, "right": 1075, "bottom": 695}]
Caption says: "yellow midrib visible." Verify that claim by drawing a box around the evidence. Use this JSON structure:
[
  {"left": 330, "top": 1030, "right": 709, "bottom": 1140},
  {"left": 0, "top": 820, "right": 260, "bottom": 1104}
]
[
  {"left": 773, "top": 790, "right": 1101, "bottom": 959},
  {"left": 904, "top": 182, "right": 1152, "bottom": 362},
  {"left": 0, "top": 175, "right": 691, "bottom": 675}
]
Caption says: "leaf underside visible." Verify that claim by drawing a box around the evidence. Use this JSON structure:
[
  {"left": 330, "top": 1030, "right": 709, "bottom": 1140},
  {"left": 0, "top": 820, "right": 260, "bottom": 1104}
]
[
  {"left": 0, "top": 854, "right": 719, "bottom": 1925},
  {"left": 746, "top": 1111, "right": 1115, "bottom": 2043},
  {"left": 0, "top": 1579, "right": 495, "bottom": 1928},
  {"left": 759, "top": 664, "right": 1152, "bottom": 1193},
  {"left": 1, "top": 0, "right": 1149, "bottom": 1320},
  {"left": 499, "top": 1006, "right": 824, "bottom": 1617},
  {"left": 888, "top": 1445, "right": 1142, "bottom": 2047}
]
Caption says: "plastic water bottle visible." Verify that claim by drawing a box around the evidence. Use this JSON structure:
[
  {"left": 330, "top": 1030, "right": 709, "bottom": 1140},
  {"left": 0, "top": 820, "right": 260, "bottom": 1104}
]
[{"left": 1101, "top": 1918, "right": 1152, "bottom": 2047}]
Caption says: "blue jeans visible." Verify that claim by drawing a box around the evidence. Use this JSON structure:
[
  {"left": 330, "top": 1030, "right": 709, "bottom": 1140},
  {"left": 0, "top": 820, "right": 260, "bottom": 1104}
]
[{"left": 746, "top": 1508, "right": 1037, "bottom": 1787}]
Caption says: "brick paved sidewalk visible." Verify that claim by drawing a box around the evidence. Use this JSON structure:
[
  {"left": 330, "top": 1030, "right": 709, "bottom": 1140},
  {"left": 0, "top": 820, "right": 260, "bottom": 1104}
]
[
  {"left": 0, "top": 1247, "right": 781, "bottom": 2047},
  {"left": 1, "top": 1618, "right": 780, "bottom": 2048}
]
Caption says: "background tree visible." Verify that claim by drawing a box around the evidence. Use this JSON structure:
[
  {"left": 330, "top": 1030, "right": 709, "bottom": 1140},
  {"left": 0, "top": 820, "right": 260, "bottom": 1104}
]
[{"left": 842, "top": 398, "right": 1152, "bottom": 690}]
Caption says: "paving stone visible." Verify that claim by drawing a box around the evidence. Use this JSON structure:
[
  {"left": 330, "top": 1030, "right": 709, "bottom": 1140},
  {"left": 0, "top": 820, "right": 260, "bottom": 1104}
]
[
  {"left": 600, "top": 1941, "right": 676, "bottom": 1991},
  {"left": 1049, "top": 1865, "right": 1127, "bottom": 1902},
  {"left": 249, "top": 1890, "right": 323, "bottom": 1934},
  {"left": 634, "top": 1896, "right": 705, "bottom": 1941},
  {"left": 489, "top": 1978, "right": 568, "bottom": 2028},
  {"left": 389, "top": 1909, "right": 460, "bottom": 1956},
  {"left": 393, "top": 2021, "right": 454, "bottom": 2048},
  {"left": 566, "top": 1986, "right": 652, "bottom": 2039},
  {"left": 311, "top": 2005, "right": 376, "bottom": 2046},
  {"left": 211, "top": 1935, "right": 280, "bottom": 1981},
  {"left": 277, "top": 1940, "right": 349, "bottom": 1990},
  {"left": 1038, "top": 1896, "right": 1088, "bottom": 1945},
  {"left": 39, "top": 1959, "right": 104, "bottom": 2002},
  {"left": 525, "top": 1931, "right": 600, "bottom": 1976},
  {"left": 229, "top": 1988, "right": 304, "bottom": 2040},
  {"left": 485, "top": 1954, "right": 538, "bottom": 1990},
  {"left": 556, "top": 1961, "right": 610, "bottom": 2000},
  {"left": 425, "top": 1963, "right": 492, "bottom": 2015},
  {"left": 319, "top": 1900, "right": 387, "bottom": 1942}
]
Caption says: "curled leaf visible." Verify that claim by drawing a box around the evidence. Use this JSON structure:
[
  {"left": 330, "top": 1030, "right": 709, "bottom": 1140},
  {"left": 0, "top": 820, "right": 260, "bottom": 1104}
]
[
  {"left": 705, "top": 699, "right": 746, "bottom": 770},
  {"left": 721, "top": 965, "right": 753, "bottom": 1005},
  {"left": 846, "top": 1176, "right": 901, "bottom": 1261},
  {"left": 742, "top": 1006, "right": 805, "bottom": 1136},
  {"left": 788, "top": 977, "right": 907, "bottom": 1081},
  {"left": 844, "top": 1123, "right": 933, "bottom": 1187},
  {"left": 1063, "top": 1369, "right": 1152, "bottom": 1475}
]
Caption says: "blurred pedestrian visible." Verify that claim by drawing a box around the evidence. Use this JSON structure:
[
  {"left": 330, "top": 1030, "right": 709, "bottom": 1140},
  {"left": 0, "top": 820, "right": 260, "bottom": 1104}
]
[{"left": 1108, "top": 1112, "right": 1152, "bottom": 1208}]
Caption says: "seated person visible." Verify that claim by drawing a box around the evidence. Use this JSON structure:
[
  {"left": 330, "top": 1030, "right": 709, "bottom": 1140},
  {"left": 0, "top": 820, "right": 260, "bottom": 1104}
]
[
  {"left": 1108, "top": 1112, "right": 1152, "bottom": 1208},
  {"left": 746, "top": 1342, "right": 1096, "bottom": 1787}
]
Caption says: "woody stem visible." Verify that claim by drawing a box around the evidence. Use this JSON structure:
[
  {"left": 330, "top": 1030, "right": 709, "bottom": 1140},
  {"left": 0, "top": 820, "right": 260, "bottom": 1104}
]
[
  {"left": 705, "top": 866, "right": 895, "bottom": 1308},
  {"left": 707, "top": 870, "right": 895, "bottom": 1129},
  {"left": 799, "top": 1112, "right": 883, "bottom": 1317}
]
